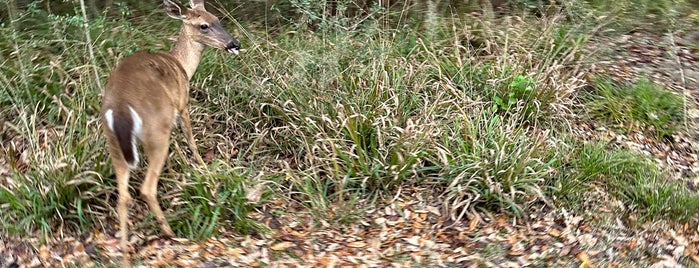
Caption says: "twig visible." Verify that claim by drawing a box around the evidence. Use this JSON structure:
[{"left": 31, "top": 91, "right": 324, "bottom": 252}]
[
  {"left": 668, "top": 32, "right": 689, "bottom": 131},
  {"left": 79, "top": 0, "right": 103, "bottom": 92}
]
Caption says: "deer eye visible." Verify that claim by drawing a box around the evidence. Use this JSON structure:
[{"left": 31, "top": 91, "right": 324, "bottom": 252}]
[{"left": 200, "top": 24, "right": 210, "bottom": 31}]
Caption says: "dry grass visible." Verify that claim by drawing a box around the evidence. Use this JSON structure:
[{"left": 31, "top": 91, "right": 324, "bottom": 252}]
[{"left": 0, "top": 0, "right": 697, "bottom": 239}]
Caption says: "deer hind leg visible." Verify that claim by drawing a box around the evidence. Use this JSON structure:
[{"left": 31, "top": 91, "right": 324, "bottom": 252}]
[
  {"left": 179, "top": 107, "right": 205, "bottom": 166},
  {"left": 140, "top": 128, "right": 175, "bottom": 237},
  {"left": 106, "top": 138, "right": 133, "bottom": 267},
  {"left": 116, "top": 164, "right": 133, "bottom": 268}
]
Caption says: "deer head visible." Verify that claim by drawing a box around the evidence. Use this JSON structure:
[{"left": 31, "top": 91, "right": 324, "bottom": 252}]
[{"left": 163, "top": 0, "right": 241, "bottom": 54}]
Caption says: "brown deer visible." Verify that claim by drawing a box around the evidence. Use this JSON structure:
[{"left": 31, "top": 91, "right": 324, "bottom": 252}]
[{"left": 100, "top": 0, "right": 240, "bottom": 265}]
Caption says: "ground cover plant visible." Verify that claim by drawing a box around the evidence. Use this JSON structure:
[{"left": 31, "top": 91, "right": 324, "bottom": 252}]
[{"left": 1, "top": 0, "right": 698, "bottom": 266}]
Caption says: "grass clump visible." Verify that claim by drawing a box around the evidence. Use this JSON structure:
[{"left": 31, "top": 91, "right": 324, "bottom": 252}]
[
  {"left": 584, "top": 78, "right": 685, "bottom": 139},
  {"left": 435, "top": 108, "right": 557, "bottom": 219},
  {"left": 558, "top": 142, "right": 699, "bottom": 221},
  {"left": 171, "top": 162, "right": 259, "bottom": 239}
]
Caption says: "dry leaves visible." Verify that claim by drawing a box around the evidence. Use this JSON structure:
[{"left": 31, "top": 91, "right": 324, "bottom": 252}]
[{"left": 3, "top": 193, "right": 698, "bottom": 268}]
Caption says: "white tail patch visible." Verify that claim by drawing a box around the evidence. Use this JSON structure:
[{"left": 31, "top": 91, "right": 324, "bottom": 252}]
[
  {"left": 128, "top": 106, "right": 143, "bottom": 169},
  {"left": 105, "top": 109, "right": 115, "bottom": 132}
]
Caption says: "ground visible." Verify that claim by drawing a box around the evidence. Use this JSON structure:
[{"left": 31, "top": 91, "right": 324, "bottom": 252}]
[{"left": 1, "top": 22, "right": 699, "bottom": 268}]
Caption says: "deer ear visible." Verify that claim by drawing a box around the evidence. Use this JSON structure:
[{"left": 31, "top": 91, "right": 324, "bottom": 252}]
[
  {"left": 190, "top": 0, "right": 205, "bottom": 10},
  {"left": 164, "top": 0, "right": 189, "bottom": 20}
]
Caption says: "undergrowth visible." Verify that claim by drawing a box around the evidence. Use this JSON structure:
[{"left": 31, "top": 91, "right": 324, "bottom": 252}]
[
  {"left": 0, "top": 0, "right": 697, "bottom": 240},
  {"left": 584, "top": 78, "right": 685, "bottom": 139},
  {"left": 559, "top": 142, "right": 699, "bottom": 221}
]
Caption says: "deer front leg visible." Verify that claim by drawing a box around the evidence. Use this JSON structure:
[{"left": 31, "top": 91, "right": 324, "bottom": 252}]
[{"left": 179, "top": 107, "right": 205, "bottom": 166}]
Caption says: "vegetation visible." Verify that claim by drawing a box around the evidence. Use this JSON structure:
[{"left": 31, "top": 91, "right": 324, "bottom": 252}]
[
  {"left": 584, "top": 78, "right": 685, "bottom": 139},
  {"left": 558, "top": 142, "right": 699, "bottom": 221},
  {"left": 0, "top": 0, "right": 697, "bottom": 241}
]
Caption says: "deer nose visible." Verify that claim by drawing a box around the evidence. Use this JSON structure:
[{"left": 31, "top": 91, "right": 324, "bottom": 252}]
[{"left": 225, "top": 40, "right": 241, "bottom": 55}]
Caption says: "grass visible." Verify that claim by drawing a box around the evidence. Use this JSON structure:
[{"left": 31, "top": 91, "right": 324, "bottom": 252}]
[
  {"left": 436, "top": 108, "right": 557, "bottom": 218},
  {"left": 0, "top": 0, "right": 697, "bottom": 241},
  {"left": 558, "top": 142, "right": 699, "bottom": 220},
  {"left": 584, "top": 78, "right": 685, "bottom": 139}
]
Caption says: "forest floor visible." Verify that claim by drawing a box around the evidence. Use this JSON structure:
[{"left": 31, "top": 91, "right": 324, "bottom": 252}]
[{"left": 2, "top": 27, "right": 699, "bottom": 268}]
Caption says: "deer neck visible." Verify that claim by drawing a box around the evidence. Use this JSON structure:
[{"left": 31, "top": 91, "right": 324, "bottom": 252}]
[{"left": 169, "top": 27, "right": 205, "bottom": 81}]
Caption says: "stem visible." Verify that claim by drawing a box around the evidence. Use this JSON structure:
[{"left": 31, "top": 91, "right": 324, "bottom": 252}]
[{"left": 79, "top": 0, "right": 103, "bottom": 92}]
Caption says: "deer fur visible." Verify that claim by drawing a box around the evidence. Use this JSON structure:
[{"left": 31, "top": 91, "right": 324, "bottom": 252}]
[{"left": 100, "top": 0, "right": 240, "bottom": 266}]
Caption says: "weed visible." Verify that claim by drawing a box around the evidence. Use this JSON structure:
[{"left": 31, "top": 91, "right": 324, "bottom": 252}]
[{"left": 492, "top": 74, "right": 536, "bottom": 115}]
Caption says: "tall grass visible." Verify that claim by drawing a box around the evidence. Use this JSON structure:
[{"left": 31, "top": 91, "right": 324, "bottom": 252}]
[{"left": 0, "top": 0, "right": 697, "bottom": 239}]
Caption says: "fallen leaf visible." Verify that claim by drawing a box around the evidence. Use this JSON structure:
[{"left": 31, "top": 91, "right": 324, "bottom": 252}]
[
  {"left": 270, "top": 242, "right": 294, "bottom": 251},
  {"left": 227, "top": 248, "right": 245, "bottom": 256},
  {"left": 468, "top": 216, "right": 480, "bottom": 232},
  {"left": 549, "top": 229, "right": 561, "bottom": 237},
  {"left": 403, "top": 236, "right": 421, "bottom": 246},
  {"left": 509, "top": 250, "right": 525, "bottom": 256},
  {"left": 39, "top": 245, "right": 50, "bottom": 261},
  {"left": 577, "top": 252, "right": 594, "bottom": 268},
  {"left": 628, "top": 239, "right": 637, "bottom": 249},
  {"left": 347, "top": 241, "right": 366, "bottom": 248},
  {"left": 690, "top": 254, "right": 699, "bottom": 265},
  {"left": 425, "top": 206, "right": 441, "bottom": 216},
  {"left": 246, "top": 181, "right": 268, "bottom": 204}
]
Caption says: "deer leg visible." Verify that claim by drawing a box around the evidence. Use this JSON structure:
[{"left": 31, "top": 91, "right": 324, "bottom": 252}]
[
  {"left": 140, "top": 132, "right": 175, "bottom": 237},
  {"left": 116, "top": 166, "right": 132, "bottom": 268},
  {"left": 179, "top": 108, "right": 205, "bottom": 166},
  {"left": 108, "top": 145, "right": 132, "bottom": 268}
]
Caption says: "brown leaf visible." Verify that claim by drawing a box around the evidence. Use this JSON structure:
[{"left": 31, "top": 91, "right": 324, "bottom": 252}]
[
  {"left": 39, "top": 245, "right": 50, "bottom": 261},
  {"left": 204, "top": 149, "right": 215, "bottom": 162},
  {"left": 289, "top": 230, "right": 306, "bottom": 238},
  {"left": 690, "top": 254, "right": 699, "bottom": 265},
  {"left": 175, "top": 258, "right": 198, "bottom": 267},
  {"left": 509, "top": 250, "right": 525, "bottom": 256},
  {"left": 73, "top": 243, "right": 85, "bottom": 253},
  {"left": 468, "top": 216, "right": 480, "bottom": 232},
  {"left": 403, "top": 236, "right": 421, "bottom": 246},
  {"left": 187, "top": 244, "right": 201, "bottom": 252},
  {"left": 270, "top": 241, "right": 294, "bottom": 251},
  {"left": 560, "top": 246, "right": 571, "bottom": 256},
  {"left": 628, "top": 239, "right": 637, "bottom": 249},
  {"left": 412, "top": 219, "right": 424, "bottom": 233},
  {"left": 576, "top": 252, "right": 594, "bottom": 268},
  {"left": 227, "top": 248, "right": 245, "bottom": 256},
  {"left": 317, "top": 256, "right": 336, "bottom": 266},
  {"left": 548, "top": 229, "right": 561, "bottom": 237},
  {"left": 347, "top": 241, "right": 366, "bottom": 248},
  {"left": 246, "top": 181, "right": 267, "bottom": 204}
]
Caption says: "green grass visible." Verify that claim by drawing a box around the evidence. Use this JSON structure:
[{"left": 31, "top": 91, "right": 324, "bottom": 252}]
[
  {"left": 0, "top": 0, "right": 697, "bottom": 241},
  {"left": 558, "top": 142, "right": 699, "bottom": 220},
  {"left": 436, "top": 108, "right": 557, "bottom": 218},
  {"left": 584, "top": 78, "right": 685, "bottom": 139}
]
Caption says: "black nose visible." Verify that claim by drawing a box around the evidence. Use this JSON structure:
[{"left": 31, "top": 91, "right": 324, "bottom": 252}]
[{"left": 226, "top": 40, "right": 241, "bottom": 50}]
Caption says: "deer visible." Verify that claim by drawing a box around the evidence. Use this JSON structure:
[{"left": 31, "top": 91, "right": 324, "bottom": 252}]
[{"left": 100, "top": 0, "right": 240, "bottom": 265}]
